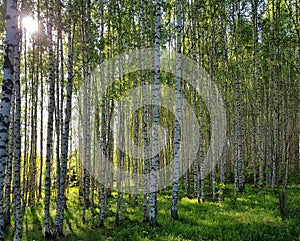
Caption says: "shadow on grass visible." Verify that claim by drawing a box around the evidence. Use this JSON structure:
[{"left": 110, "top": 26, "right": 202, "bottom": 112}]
[{"left": 9, "top": 185, "right": 300, "bottom": 241}]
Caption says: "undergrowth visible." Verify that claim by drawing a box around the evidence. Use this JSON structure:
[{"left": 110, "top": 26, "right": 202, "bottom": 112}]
[{"left": 6, "top": 184, "right": 300, "bottom": 241}]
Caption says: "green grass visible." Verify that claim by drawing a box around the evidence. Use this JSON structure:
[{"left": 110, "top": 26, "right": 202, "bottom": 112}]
[{"left": 6, "top": 185, "right": 300, "bottom": 241}]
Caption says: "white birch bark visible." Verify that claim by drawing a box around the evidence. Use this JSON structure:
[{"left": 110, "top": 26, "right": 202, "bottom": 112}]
[
  {"left": 44, "top": 0, "right": 55, "bottom": 237},
  {"left": 219, "top": 3, "right": 227, "bottom": 200},
  {"left": 211, "top": 8, "right": 217, "bottom": 201},
  {"left": 116, "top": 101, "right": 124, "bottom": 225},
  {"left": 38, "top": 0, "right": 44, "bottom": 199},
  {"left": 140, "top": 0, "right": 150, "bottom": 222},
  {"left": 133, "top": 75, "right": 139, "bottom": 205},
  {"left": 0, "top": 0, "right": 18, "bottom": 239},
  {"left": 171, "top": 0, "right": 182, "bottom": 220},
  {"left": 98, "top": 0, "right": 106, "bottom": 227},
  {"left": 55, "top": 29, "right": 61, "bottom": 194},
  {"left": 196, "top": 8, "right": 205, "bottom": 203},
  {"left": 52, "top": 0, "right": 73, "bottom": 237},
  {"left": 233, "top": 0, "right": 243, "bottom": 197},
  {"left": 22, "top": 30, "right": 28, "bottom": 207},
  {"left": 149, "top": 0, "right": 161, "bottom": 227},
  {"left": 13, "top": 26, "right": 22, "bottom": 241},
  {"left": 251, "top": 0, "right": 264, "bottom": 188},
  {"left": 82, "top": 0, "right": 92, "bottom": 223},
  {"left": 99, "top": 87, "right": 107, "bottom": 227},
  {"left": 4, "top": 90, "right": 14, "bottom": 228}
]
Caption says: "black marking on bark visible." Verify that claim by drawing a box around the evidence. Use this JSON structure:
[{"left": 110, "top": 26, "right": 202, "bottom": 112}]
[{"left": 4, "top": 55, "right": 13, "bottom": 74}]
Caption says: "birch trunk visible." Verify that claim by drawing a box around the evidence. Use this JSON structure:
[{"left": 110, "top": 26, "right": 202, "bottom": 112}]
[
  {"left": 140, "top": 0, "right": 150, "bottom": 222},
  {"left": 38, "top": 0, "right": 44, "bottom": 200},
  {"left": 28, "top": 38, "right": 38, "bottom": 207},
  {"left": 4, "top": 90, "right": 14, "bottom": 229},
  {"left": 133, "top": 76, "right": 139, "bottom": 205},
  {"left": 22, "top": 30, "right": 28, "bottom": 207},
  {"left": 52, "top": 0, "right": 73, "bottom": 237},
  {"left": 171, "top": 0, "right": 182, "bottom": 220},
  {"left": 0, "top": 0, "right": 18, "bottom": 239},
  {"left": 98, "top": 0, "right": 106, "bottom": 227},
  {"left": 83, "top": 0, "right": 92, "bottom": 224},
  {"left": 116, "top": 101, "right": 124, "bottom": 226},
  {"left": 149, "top": 0, "right": 161, "bottom": 227},
  {"left": 13, "top": 25, "right": 22, "bottom": 241},
  {"left": 99, "top": 86, "right": 107, "bottom": 227},
  {"left": 233, "top": 0, "right": 243, "bottom": 197},
  {"left": 44, "top": 0, "right": 55, "bottom": 237}
]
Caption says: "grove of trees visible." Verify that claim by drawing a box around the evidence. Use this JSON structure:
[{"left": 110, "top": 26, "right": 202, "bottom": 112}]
[{"left": 0, "top": 0, "right": 299, "bottom": 240}]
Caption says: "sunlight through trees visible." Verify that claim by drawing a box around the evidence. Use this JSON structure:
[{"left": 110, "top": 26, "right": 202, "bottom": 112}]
[{"left": 0, "top": 0, "right": 299, "bottom": 240}]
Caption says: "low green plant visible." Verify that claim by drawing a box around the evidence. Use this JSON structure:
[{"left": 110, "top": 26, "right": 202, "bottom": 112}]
[{"left": 6, "top": 185, "right": 300, "bottom": 241}]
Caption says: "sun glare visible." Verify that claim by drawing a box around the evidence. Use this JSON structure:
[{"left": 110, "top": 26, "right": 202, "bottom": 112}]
[{"left": 22, "top": 16, "right": 38, "bottom": 35}]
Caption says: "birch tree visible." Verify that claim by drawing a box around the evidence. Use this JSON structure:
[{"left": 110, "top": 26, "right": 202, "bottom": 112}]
[
  {"left": 52, "top": 0, "right": 74, "bottom": 237},
  {"left": 13, "top": 16, "right": 22, "bottom": 241},
  {"left": 82, "top": 0, "right": 92, "bottom": 224},
  {"left": 233, "top": 0, "right": 244, "bottom": 197},
  {"left": 140, "top": 0, "right": 150, "bottom": 222},
  {"left": 0, "top": 0, "right": 18, "bottom": 239},
  {"left": 149, "top": 0, "right": 162, "bottom": 227},
  {"left": 44, "top": 0, "right": 55, "bottom": 237},
  {"left": 38, "top": 0, "right": 44, "bottom": 200},
  {"left": 4, "top": 90, "right": 14, "bottom": 229},
  {"left": 52, "top": 0, "right": 73, "bottom": 237},
  {"left": 171, "top": 0, "right": 182, "bottom": 220},
  {"left": 98, "top": 0, "right": 106, "bottom": 228}
]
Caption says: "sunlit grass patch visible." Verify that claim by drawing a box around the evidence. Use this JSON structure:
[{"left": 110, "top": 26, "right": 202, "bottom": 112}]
[{"left": 5, "top": 184, "right": 300, "bottom": 240}]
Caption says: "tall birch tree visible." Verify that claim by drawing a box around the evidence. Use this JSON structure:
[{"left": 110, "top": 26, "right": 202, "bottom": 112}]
[
  {"left": 171, "top": 0, "right": 182, "bottom": 220},
  {"left": 149, "top": 0, "right": 162, "bottom": 227},
  {"left": 0, "top": 0, "right": 18, "bottom": 239},
  {"left": 44, "top": 0, "right": 55, "bottom": 237}
]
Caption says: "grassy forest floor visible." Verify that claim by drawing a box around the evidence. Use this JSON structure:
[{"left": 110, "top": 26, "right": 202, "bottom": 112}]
[{"left": 6, "top": 184, "right": 300, "bottom": 241}]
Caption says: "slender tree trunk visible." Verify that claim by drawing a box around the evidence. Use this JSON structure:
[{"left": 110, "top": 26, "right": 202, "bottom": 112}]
[
  {"left": 29, "top": 38, "right": 37, "bottom": 207},
  {"left": 233, "top": 0, "right": 244, "bottom": 197},
  {"left": 0, "top": 0, "right": 18, "bottom": 239},
  {"left": 149, "top": 0, "right": 162, "bottom": 227},
  {"left": 171, "top": 0, "right": 182, "bottom": 220},
  {"left": 22, "top": 29, "right": 28, "bottom": 208},
  {"left": 4, "top": 90, "right": 14, "bottom": 229},
  {"left": 133, "top": 74, "right": 139, "bottom": 205},
  {"left": 38, "top": 0, "right": 44, "bottom": 200},
  {"left": 211, "top": 7, "right": 217, "bottom": 201},
  {"left": 98, "top": 0, "right": 106, "bottom": 227},
  {"left": 116, "top": 99, "right": 124, "bottom": 226},
  {"left": 140, "top": 0, "right": 150, "bottom": 223},
  {"left": 55, "top": 28, "right": 61, "bottom": 194},
  {"left": 13, "top": 23, "right": 22, "bottom": 241},
  {"left": 82, "top": 0, "right": 91, "bottom": 224},
  {"left": 44, "top": 0, "right": 55, "bottom": 237},
  {"left": 52, "top": 0, "right": 73, "bottom": 237},
  {"left": 196, "top": 3, "right": 205, "bottom": 203},
  {"left": 219, "top": 2, "right": 227, "bottom": 200},
  {"left": 99, "top": 88, "right": 106, "bottom": 227}
]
